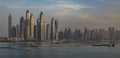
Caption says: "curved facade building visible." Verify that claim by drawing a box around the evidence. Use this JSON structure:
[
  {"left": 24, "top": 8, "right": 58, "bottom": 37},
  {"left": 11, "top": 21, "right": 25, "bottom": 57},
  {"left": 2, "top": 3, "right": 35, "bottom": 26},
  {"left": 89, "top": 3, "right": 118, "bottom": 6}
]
[
  {"left": 55, "top": 20, "right": 58, "bottom": 40},
  {"left": 26, "top": 9, "right": 30, "bottom": 40},
  {"left": 30, "top": 13, "right": 34, "bottom": 40},
  {"left": 51, "top": 17, "right": 55, "bottom": 40},
  {"left": 37, "top": 12, "right": 46, "bottom": 41},
  {"left": 20, "top": 16, "right": 25, "bottom": 40}
]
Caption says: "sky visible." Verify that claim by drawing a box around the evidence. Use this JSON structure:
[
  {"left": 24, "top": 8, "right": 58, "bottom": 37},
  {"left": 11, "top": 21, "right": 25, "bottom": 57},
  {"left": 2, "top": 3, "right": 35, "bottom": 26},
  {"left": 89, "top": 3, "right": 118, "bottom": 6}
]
[{"left": 0, "top": 0, "right": 120, "bottom": 37}]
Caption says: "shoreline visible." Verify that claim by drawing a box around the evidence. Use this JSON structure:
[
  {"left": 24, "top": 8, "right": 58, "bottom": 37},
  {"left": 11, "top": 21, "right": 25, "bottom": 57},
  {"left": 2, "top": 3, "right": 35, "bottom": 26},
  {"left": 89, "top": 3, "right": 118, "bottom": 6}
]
[{"left": 0, "top": 41, "right": 119, "bottom": 48}]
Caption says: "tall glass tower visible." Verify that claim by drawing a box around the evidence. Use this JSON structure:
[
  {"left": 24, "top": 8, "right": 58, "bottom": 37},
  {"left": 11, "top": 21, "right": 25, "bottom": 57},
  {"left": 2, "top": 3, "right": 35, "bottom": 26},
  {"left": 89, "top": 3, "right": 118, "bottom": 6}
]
[
  {"left": 26, "top": 9, "right": 30, "bottom": 40},
  {"left": 8, "top": 13, "right": 12, "bottom": 38},
  {"left": 30, "top": 13, "right": 34, "bottom": 40},
  {"left": 51, "top": 17, "right": 55, "bottom": 40},
  {"left": 20, "top": 16, "right": 25, "bottom": 40},
  {"left": 37, "top": 12, "right": 46, "bottom": 41},
  {"left": 55, "top": 20, "right": 58, "bottom": 40}
]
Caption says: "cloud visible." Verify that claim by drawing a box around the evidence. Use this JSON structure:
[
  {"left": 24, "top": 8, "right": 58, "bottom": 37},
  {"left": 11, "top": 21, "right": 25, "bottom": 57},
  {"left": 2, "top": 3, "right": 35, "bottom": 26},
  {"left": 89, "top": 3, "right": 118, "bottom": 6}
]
[
  {"left": 3, "top": 0, "right": 93, "bottom": 21},
  {"left": 97, "top": 0, "right": 120, "bottom": 5}
]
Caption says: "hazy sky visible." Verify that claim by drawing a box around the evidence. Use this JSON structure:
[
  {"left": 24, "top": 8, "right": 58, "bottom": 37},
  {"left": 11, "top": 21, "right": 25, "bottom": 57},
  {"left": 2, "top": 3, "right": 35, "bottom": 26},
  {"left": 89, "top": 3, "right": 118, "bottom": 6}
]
[{"left": 0, "top": 0, "right": 120, "bottom": 37}]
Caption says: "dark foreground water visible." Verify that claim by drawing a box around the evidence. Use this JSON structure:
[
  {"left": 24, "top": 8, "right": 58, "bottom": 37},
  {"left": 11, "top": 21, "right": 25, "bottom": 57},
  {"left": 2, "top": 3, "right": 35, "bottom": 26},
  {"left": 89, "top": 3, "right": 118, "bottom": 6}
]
[{"left": 0, "top": 42, "right": 120, "bottom": 58}]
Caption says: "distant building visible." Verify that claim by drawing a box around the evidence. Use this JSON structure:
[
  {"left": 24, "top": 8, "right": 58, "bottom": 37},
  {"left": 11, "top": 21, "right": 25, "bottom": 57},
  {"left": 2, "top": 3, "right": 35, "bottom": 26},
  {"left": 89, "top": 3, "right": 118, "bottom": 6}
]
[
  {"left": 16, "top": 25, "right": 20, "bottom": 38},
  {"left": 108, "top": 27, "right": 115, "bottom": 40},
  {"left": 37, "top": 17, "right": 40, "bottom": 41},
  {"left": 34, "top": 25, "right": 37, "bottom": 40},
  {"left": 46, "top": 24, "right": 50, "bottom": 40},
  {"left": 90, "top": 29, "right": 98, "bottom": 40},
  {"left": 11, "top": 26, "right": 16, "bottom": 37},
  {"left": 30, "top": 13, "right": 34, "bottom": 40},
  {"left": 8, "top": 13, "right": 12, "bottom": 38},
  {"left": 68, "top": 28, "right": 72, "bottom": 39},
  {"left": 55, "top": 20, "right": 58, "bottom": 40},
  {"left": 26, "top": 9, "right": 31, "bottom": 40},
  {"left": 20, "top": 16, "right": 25, "bottom": 40},
  {"left": 51, "top": 18, "right": 55, "bottom": 40},
  {"left": 99, "top": 29, "right": 109, "bottom": 40},
  {"left": 73, "top": 29, "right": 81, "bottom": 40},
  {"left": 84, "top": 27, "right": 90, "bottom": 40},
  {"left": 58, "top": 31, "right": 64, "bottom": 40},
  {"left": 64, "top": 28, "right": 68, "bottom": 39},
  {"left": 37, "top": 12, "right": 46, "bottom": 41}
]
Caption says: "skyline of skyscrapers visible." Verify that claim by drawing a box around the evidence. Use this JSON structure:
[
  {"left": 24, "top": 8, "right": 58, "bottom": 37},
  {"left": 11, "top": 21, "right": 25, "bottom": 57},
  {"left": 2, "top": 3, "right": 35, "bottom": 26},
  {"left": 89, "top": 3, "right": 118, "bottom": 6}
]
[
  {"left": 8, "top": 9, "right": 59, "bottom": 42},
  {"left": 8, "top": 9, "right": 120, "bottom": 43}
]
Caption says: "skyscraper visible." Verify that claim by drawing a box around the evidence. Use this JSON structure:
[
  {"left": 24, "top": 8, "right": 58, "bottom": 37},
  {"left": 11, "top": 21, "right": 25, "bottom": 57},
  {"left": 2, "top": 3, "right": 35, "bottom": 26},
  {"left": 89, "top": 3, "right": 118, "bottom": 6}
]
[
  {"left": 26, "top": 9, "right": 30, "bottom": 40},
  {"left": 68, "top": 28, "right": 72, "bottom": 40},
  {"left": 37, "top": 17, "right": 40, "bottom": 41},
  {"left": 16, "top": 25, "right": 20, "bottom": 38},
  {"left": 84, "top": 27, "right": 90, "bottom": 40},
  {"left": 30, "top": 13, "right": 34, "bottom": 40},
  {"left": 8, "top": 13, "right": 12, "bottom": 38},
  {"left": 34, "top": 25, "right": 37, "bottom": 40},
  {"left": 46, "top": 24, "right": 50, "bottom": 40},
  {"left": 58, "top": 31, "right": 64, "bottom": 40},
  {"left": 108, "top": 27, "right": 115, "bottom": 40},
  {"left": 51, "top": 17, "right": 55, "bottom": 40},
  {"left": 37, "top": 12, "right": 46, "bottom": 41},
  {"left": 55, "top": 20, "right": 58, "bottom": 40},
  {"left": 20, "top": 16, "right": 25, "bottom": 40},
  {"left": 40, "top": 12, "right": 46, "bottom": 41},
  {"left": 11, "top": 26, "right": 16, "bottom": 37}
]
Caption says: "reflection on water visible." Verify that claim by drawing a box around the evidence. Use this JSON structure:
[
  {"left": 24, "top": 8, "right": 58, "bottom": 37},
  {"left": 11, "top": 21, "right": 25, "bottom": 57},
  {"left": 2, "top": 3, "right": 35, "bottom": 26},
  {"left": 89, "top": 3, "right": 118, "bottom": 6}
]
[{"left": 0, "top": 42, "right": 120, "bottom": 58}]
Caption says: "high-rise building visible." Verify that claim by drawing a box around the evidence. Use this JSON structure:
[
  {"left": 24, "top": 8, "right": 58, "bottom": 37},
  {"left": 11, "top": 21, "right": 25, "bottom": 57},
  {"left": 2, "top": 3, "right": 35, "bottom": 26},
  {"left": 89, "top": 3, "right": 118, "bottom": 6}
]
[
  {"left": 55, "top": 20, "right": 58, "bottom": 40},
  {"left": 11, "top": 26, "right": 16, "bottom": 37},
  {"left": 30, "top": 13, "right": 34, "bottom": 40},
  {"left": 40, "top": 12, "right": 46, "bottom": 41},
  {"left": 108, "top": 27, "right": 115, "bottom": 40},
  {"left": 64, "top": 28, "right": 68, "bottom": 39},
  {"left": 99, "top": 29, "right": 109, "bottom": 40},
  {"left": 84, "top": 27, "right": 89, "bottom": 40},
  {"left": 20, "top": 16, "right": 25, "bottom": 40},
  {"left": 74, "top": 29, "right": 81, "bottom": 40},
  {"left": 58, "top": 31, "right": 64, "bottom": 40},
  {"left": 46, "top": 24, "right": 50, "bottom": 40},
  {"left": 26, "top": 9, "right": 30, "bottom": 40},
  {"left": 68, "top": 28, "right": 72, "bottom": 39},
  {"left": 37, "top": 17, "right": 40, "bottom": 41},
  {"left": 90, "top": 29, "right": 98, "bottom": 40},
  {"left": 37, "top": 12, "right": 46, "bottom": 41},
  {"left": 8, "top": 13, "right": 12, "bottom": 38},
  {"left": 34, "top": 25, "right": 37, "bottom": 40},
  {"left": 51, "top": 17, "right": 55, "bottom": 40},
  {"left": 16, "top": 25, "right": 20, "bottom": 38}
]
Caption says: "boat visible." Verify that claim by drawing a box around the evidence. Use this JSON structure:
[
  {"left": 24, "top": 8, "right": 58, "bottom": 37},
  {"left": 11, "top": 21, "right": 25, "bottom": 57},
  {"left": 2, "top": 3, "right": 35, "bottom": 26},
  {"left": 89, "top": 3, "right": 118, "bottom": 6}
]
[
  {"left": 108, "top": 44, "right": 115, "bottom": 47},
  {"left": 30, "top": 44, "right": 39, "bottom": 47},
  {"left": 92, "top": 44, "right": 115, "bottom": 47}
]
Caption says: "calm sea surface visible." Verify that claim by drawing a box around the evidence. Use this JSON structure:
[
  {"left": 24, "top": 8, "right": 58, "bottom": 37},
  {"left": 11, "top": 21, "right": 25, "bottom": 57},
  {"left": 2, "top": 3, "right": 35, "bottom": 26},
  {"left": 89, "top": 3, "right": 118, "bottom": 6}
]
[{"left": 0, "top": 42, "right": 120, "bottom": 58}]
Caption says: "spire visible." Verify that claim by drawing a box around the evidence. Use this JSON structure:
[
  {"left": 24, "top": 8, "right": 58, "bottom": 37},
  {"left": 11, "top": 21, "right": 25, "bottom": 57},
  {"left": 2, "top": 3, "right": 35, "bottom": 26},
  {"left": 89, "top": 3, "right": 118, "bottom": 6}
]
[
  {"left": 26, "top": 9, "right": 29, "bottom": 13},
  {"left": 40, "top": 11, "right": 43, "bottom": 15},
  {"left": 55, "top": 19, "right": 58, "bottom": 25},
  {"left": 9, "top": 13, "right": 12, "bottom": 19},
  {"left": 40, "top": 11, "right": 45, "bottom": 21}
]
